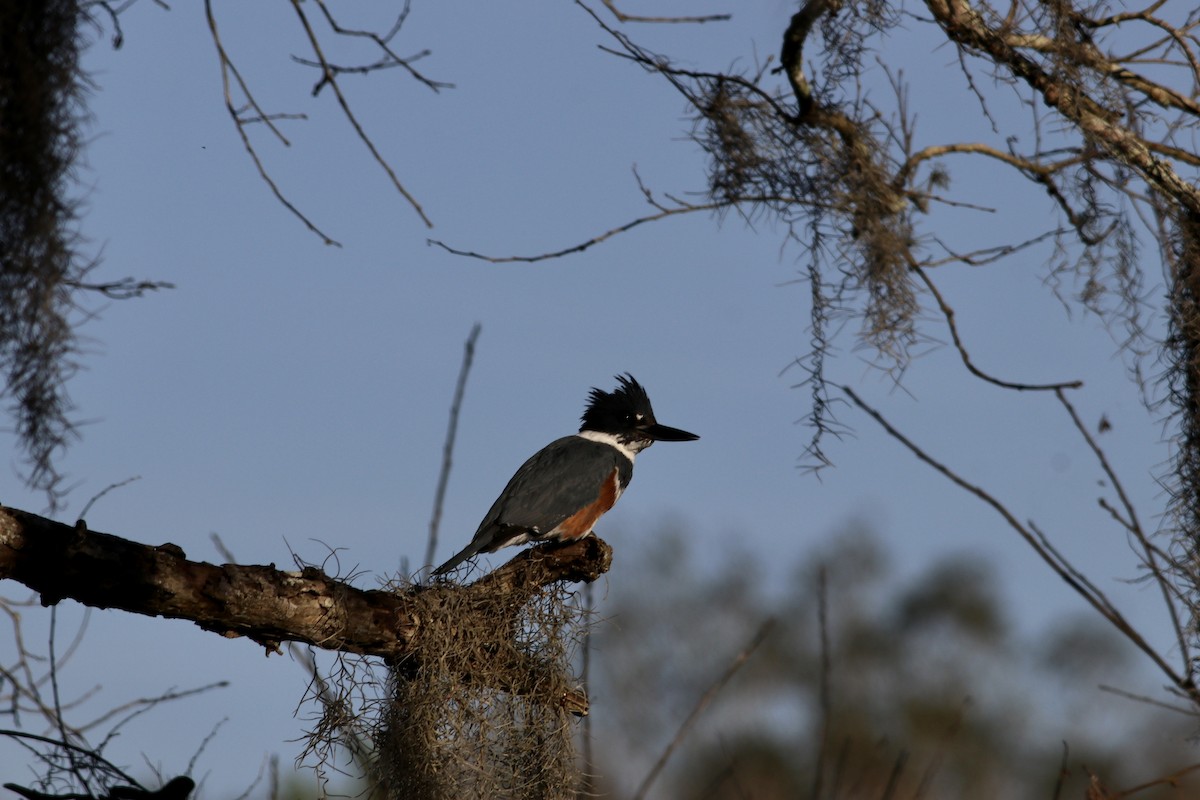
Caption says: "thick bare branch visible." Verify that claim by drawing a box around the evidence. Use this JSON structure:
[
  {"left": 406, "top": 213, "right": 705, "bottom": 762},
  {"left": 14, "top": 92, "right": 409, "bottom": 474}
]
[
  {"left": 779, "top": 0, "right": 837, "bottom": 114},
  {"left": 0, "top": 505, "right": 610, "bottom": 662},
  {"left": 924, "top": 0, "right": 1200, "bottom": 216}
]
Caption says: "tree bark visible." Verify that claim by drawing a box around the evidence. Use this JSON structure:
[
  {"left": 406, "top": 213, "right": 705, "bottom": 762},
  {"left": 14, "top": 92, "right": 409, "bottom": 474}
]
[{"left": 0, "top": 505, "right": 612, "bottom": 659}]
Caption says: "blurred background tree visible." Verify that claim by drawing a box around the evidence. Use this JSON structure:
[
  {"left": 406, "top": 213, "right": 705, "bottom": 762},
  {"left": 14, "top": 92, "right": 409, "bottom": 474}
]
[{"left": 587, "top": 521, "right": 1199, "bottom": 799}]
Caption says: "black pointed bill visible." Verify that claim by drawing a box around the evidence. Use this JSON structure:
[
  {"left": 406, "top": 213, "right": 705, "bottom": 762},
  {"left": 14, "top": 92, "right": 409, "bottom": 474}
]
[{"left": 645, "top": 422, "right": 699, "bottom": 442}]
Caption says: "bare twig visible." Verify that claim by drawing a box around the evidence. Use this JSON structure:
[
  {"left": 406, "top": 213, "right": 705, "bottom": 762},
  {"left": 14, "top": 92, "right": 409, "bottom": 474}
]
[
  {"left": 63, "top": 278, "right": 174, "bottom": 300},
  {"left": 922, "top": 229, "right": 1061, "bottom": 268},
  {"left": 429, "top": 199, "right": 730, "bottom": 264},
  {"left": 910, "top": 262, "right": 1084, "bottom": 392},
  {"left": 578, "top": 581, "right": 596, "bottom": 796},
  {"left": 1098, "top": 684, "right": 1200, "bottom": 717},
  {"left": 912, "top": 699, "right": 970, "bottom": 799},
  {"left": 840, "top": 385, "right": 1193, "bottom": 703},
  {"left": 203, "top": 0, "right": 340, "bottom": 246},
  {"left": 1052, "top": 742, "right": 1070, "bottom": 800},
  {"left": 632, "top": 618, "right": 775, "bottom": 800},
  {"left": 425, "top": 323, "right": 481, "bottom": 572},
  {"left": 1115, "top": 762, "right": 1200, "bottom": 797},
  {"left": 84, "top": 681, "right": 229, "bottom": 739},
  {"left": 599, "top": 0, "right": 729, "bottom": 25},
  {"left": 880, "top": 750, "right": 908, "bottom": 800},
  {"left": 185, "top": 718, "right": 228, "bottom": 779},
  {"left": 303, "top": 0, "right": 452, "bottom": 93},
  {"left": 48, "top": 609, "right": 91, "bottom": 793},
  {"left": 0, "top": 729, "right": 140, "bottom": 787},
  {"left": 290, "top": 0, "right": 433, "bottom": 229},
  {"left": 1054, "top": 387, "right": 1191, "bottom": 673},
  {"left": 810, "top": 567, "right": 830, "bottom": 800},
  {"left": 77, "top": 476, "right": 141, "bottom": 520}
]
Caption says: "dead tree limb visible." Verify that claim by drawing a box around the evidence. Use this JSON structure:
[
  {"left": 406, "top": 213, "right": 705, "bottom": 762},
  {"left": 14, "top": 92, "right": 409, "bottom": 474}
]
[{"left": 0, "top": 504, "right": 611, "bottom": 661}]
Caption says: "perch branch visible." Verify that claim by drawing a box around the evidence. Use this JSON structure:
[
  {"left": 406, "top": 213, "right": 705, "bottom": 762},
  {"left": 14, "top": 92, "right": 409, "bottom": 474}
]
[{"left": 0, "top": 505, "right": 610, "bottom": 663}]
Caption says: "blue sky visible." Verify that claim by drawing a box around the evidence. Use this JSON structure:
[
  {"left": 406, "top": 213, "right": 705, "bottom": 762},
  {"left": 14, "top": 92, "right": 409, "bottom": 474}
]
[{"left": 0, "top": 1, "right": 1186, "bottom": 795}]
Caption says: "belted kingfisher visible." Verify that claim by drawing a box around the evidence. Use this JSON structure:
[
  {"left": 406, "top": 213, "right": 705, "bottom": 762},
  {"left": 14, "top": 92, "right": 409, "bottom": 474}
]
[{"left": 431, "top": 374, "right": 698, "bottom": 577}]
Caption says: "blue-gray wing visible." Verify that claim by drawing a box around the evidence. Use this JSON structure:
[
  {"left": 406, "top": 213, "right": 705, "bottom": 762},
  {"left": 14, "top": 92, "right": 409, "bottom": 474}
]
[
  {"left": 477, "top": 436, "right": 631, "bottom": 549},
  {"left": 431, "top": 436, "right": 632, "bottom": 575}
]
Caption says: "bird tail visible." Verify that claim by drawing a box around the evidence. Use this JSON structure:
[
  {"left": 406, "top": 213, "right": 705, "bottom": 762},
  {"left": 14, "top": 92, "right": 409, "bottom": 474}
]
[{"left": 430, "top": 541, "right": 485, "bottom": 577}]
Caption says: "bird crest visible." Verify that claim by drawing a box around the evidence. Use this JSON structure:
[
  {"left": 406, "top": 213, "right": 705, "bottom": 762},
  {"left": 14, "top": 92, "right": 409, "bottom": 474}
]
[{"left": 580, "top": 373, "right": 654, "bottom": 432}]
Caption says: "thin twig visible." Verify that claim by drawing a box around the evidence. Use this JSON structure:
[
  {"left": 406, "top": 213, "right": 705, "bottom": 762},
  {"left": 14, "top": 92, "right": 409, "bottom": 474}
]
[
  {"left": 185, "top": 717, "right": 228, "bottom": 777},
  {"left": 912, "top": 699, "right": 970, "bottom": 799},
  {"left": 599, "top": 0, "right": 730, "bottom": 24},
  {"left": 840, "top": 385, "right": 1190, "bottom": 700},
  {"left": 48, "top": 609, "right": 91, "bottom": 794},
  {"left": 1054, "top": 387, "right": 1191, "bottom": 673},
  {"left": 1051, "top": 741, "right": 1069, "bottom": 800},
  {"left": 304, "top": 0, "right": 452, "bottom": 93},
  {"left": 77, "top": 476, "right": 141, "bottom": 520},
  {"left": 1114, "top": 761, "right": 1200, "bottom": 796},
  {"left": 64, "top": 278, "right": 174, "bottom": 299},
  {"left": 428, "top": 200, "right": 728, "bottom": 264},
  {"left": 204, "top": 0, "right": 340, "bottom": 246},
  {"left": 810, "top": 567, "right": 830, "bottom": 800},
  {"left": 1098, "top": 684, "right": 1200, "bottom": 717},
  {"left": 579, "top": 581, "right": 596, "bottom": 797},
  {"left": 291, "top": 0, "right": 433, "bottom": 229},
  {"left": 879, "top": 750, "right": 908, "bottom": 800},
  {"left": 632, "top": 619, "right": 775, "bottom": 800},
  {"left": 425, "top": 323, "right": 481, "bottom": 572},
  {"left": 0, "top": 729, "right": 139, "bottom": 788},
  {"left": 910, "top": 261, "right": 1083, "bottom": 392},
  {"left": 85, "top": 681, "right": 229, "bottom": 740},
  {"left": 923, "top": 229, "right": 1061, "bottom": 268},
  {"left": 582, "top": 2, "right": 795, "bottom": 122}
]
